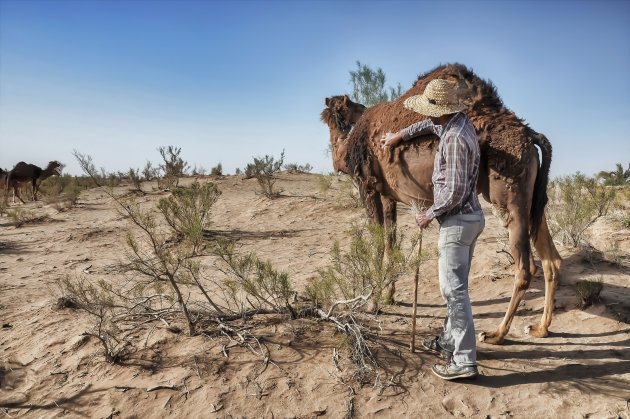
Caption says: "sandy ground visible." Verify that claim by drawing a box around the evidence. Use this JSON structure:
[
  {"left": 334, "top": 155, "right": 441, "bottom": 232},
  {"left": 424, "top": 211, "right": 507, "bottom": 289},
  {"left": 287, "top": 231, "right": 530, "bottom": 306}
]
[{"left": 1, "top": 173, "right": 629, "bottom": 419}]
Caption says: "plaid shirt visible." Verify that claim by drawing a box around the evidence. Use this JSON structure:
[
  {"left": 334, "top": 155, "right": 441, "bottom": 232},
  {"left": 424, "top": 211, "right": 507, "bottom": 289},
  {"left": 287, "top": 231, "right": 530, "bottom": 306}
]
[{"left": 400, "top": 112, "right": 482, "bottom": 222}]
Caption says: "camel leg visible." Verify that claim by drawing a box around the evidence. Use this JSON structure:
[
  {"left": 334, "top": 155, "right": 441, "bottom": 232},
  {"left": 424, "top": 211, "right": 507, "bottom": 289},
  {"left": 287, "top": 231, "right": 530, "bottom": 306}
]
[
  {"left": 32, "top": 179, "right": 38, "bottom": 201},
  {"left": 529, "top": 252, "right": 538, "bottom": 276},
  {"left": 382, "top": 197, "right": 397, "bottom": 304},
  {"left": 527, "top": 213, "right": 562, "bottom": 337},
  {"left": 362, "top": 187, "right": 384, "bottom": 226},
  {"left": 13, "top": 185, "right": 25, "bottom": 204},
  {"left": 479, "top": 208, "right": 532, "bottom": 345}
]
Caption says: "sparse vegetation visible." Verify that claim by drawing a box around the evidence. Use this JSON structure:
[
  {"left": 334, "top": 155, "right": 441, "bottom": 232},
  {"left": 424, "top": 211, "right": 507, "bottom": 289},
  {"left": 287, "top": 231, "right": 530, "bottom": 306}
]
[
  {"left": 40, "top": 174, "right": 82, "bottom": 210},
  {"left": 339, "top": 175, "right": 363, "bottom": 208},
  {"left": 245, "top": 150, "right": 285, "bottom": 198},
  {"left": 547, "top": 172, "right": 616, "bottom": 247},
  {"left": 158, "top": 145, "right": 189, "bottom": 189},
  {"left": 191, "top": 165, "right": 207, "bottom": 176},
  {"left": 68, "top": 151, "right": 404, "bottom": 380},
  {"left": 284, "top": 163, "right": 313, "bottom": 174},
  {"left": 318, "top": 173, "right": 334, "bottom": 194}
]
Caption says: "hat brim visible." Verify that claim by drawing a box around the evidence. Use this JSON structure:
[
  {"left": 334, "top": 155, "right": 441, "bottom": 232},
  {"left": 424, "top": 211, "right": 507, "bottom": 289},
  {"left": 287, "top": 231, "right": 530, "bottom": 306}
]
[{"left": 404, "top": 94, "right": 466, "bottom": 117}]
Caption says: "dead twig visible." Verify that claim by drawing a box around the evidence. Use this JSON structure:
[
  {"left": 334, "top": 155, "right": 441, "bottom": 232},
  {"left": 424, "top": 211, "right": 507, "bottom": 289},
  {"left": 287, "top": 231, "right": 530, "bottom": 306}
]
[{"left": 147, "top": 384, "right": 178, "bottom": 392}]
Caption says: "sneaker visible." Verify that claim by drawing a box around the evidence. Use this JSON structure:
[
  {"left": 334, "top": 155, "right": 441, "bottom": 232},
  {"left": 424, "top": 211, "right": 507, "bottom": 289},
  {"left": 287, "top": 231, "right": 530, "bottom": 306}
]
[
  {"left": 431, "top": 362, "right": 478, "bottom": 381},
  {"left": 421, "top": 336, "right": 453, "bottom": 359}
]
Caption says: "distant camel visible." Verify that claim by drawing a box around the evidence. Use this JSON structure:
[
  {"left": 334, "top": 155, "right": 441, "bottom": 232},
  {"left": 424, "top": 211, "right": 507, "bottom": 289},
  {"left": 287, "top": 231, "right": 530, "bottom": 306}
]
[
  {"left": 6, "top": 161, "right": 62, "bottom": 203},
  {"left": 0, "top": 168, "right": 7, "bottom": 196},
  {"left": 321, "top": 63, "right": 562, "bottom": 345}
]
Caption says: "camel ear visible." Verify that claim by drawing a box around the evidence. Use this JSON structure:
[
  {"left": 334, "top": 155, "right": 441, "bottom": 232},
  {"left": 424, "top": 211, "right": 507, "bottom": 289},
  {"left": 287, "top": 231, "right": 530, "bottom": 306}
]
[
  {"left": 325, "top": 97, "right": 331, "bottom": 107},
  {"left": 343, "top": 95, "right": 349, "bottom": 105}
]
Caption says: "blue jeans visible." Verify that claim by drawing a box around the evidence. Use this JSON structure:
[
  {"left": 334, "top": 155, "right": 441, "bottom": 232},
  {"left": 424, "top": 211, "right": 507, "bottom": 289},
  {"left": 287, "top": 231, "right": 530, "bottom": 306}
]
[{"left": 436, "top": 211, "right": 485, "bottom": 367}]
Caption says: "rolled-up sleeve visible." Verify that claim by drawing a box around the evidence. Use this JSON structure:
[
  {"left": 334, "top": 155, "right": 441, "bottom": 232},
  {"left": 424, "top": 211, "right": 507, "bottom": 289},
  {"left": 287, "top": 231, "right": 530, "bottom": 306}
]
[{"left": 400, "top": 119, "right": 440, "bottom": 141}]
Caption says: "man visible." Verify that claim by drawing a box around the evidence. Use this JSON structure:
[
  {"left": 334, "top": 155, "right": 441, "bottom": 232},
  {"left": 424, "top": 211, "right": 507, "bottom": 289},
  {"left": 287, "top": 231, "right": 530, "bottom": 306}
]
[{"left": 380, "top": 78, "right": 485, "bottom": 380}]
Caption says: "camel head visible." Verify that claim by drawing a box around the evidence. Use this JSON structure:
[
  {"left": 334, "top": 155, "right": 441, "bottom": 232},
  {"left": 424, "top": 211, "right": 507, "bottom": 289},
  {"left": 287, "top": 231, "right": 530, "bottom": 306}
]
[
  {"left": 321, "top": 95, "right": 366, "bottom": 173},
  {"left": 46, "top": 161, "right": 63, "bottom": 176}
]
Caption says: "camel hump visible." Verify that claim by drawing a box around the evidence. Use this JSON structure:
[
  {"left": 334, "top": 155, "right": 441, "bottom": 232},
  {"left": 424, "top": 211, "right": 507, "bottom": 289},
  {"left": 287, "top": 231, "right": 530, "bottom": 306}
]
[{"left": 13, "top": 161, "right": 30, "bottom": 169}]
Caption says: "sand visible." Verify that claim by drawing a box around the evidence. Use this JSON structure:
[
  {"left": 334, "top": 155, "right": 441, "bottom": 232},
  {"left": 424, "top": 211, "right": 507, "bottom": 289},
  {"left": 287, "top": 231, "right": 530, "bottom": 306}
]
[{"left": 1, "top": 173, "right": 629, "bottom": 418}]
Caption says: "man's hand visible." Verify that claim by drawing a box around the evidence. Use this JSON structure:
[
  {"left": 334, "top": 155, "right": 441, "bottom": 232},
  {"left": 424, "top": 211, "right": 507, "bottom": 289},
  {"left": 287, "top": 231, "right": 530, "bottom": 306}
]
[
  {"left": 380, "top": 132, "right": 402, "bottom": 148},
  {"left": 415, "top": 212, "right": 433, "bottom": 229}
]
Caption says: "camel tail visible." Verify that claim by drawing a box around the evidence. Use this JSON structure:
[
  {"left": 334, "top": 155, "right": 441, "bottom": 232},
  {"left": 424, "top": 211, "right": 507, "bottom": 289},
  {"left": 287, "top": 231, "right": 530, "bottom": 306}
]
[{"left": 531, "top": 132, "right": 552, "bottom": 241}]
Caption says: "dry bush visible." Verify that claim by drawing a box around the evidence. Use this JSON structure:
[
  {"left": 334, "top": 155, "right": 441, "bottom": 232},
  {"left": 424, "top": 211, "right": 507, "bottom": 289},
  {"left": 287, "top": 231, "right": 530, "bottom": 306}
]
[
  {"left": 305, "top": 223, "right": 424, "bottom": 383},
  {"left": 576, "top": 279, "right": 603, "bottom": 308},
  {"left": 122, "top": 182, "right": 223, "bottom": 335},
  {"left": 210, "top": 163, "right": 223, "bottom": 177},
  {"left": 211, "top": 238, "right": 296, "bottom": 317},
  {"left": 142, "top": 161, "right": 160, "bottom": 181},
  {"left": 7, "top": 208, "right": 43, "bottom": 227},
  {"left": 58, "top": 275, "right": 147, "bottom": 362},
  {"left": 245, "top": 150, "right": 285, "bottom": 198},
  {"left": 339, "top": 175, "right": 363, "bottom": 208},
  {"left": 127, "top": 168, "right": 142, "bottom": 191},
  {"left": 547, "top": 173, "right": 616, "bottom": 247},
  {"left": 308, "top": 223, "right": 422, "bottom": 314},
  {"left": 191, "top": 165, "right": 207, "bottom": 176}
]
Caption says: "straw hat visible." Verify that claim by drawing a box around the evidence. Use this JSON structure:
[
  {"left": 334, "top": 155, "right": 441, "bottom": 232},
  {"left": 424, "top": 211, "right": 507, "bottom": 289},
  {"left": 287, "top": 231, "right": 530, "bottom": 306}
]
[{"left": 404, "top": 79, "right": 466, "bottom": 117}]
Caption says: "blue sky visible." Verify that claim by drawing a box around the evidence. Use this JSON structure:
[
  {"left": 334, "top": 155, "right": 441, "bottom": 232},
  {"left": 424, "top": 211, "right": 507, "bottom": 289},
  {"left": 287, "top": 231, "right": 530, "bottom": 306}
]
[{"left": 1, "top": 0, "right": 629, "bottom": 177}]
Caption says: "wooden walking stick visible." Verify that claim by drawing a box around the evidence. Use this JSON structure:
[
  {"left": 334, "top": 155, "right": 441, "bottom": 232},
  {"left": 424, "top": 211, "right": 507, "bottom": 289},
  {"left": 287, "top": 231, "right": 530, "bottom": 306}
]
[{"left": 410, "top": 231, "right": 423, "bottom": 353}]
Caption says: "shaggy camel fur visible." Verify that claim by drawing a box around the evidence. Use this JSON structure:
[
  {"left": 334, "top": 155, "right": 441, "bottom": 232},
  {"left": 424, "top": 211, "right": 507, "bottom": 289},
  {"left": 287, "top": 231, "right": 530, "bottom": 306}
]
[
  {"left": 6, "top": 161, "right": 61, "bottom": 203},
  {"left": 321, "top": 63, "right": 562, "bottom": 345}
]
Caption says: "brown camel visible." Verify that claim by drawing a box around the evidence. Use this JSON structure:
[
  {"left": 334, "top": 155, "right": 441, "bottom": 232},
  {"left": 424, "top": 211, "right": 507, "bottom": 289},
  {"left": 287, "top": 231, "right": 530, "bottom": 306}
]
[
  {"left": 321, "top": 63, "right": 562, "bottom": 345},
  {"left": 6, "top": 161, "right": 62, "bottom": 203}
]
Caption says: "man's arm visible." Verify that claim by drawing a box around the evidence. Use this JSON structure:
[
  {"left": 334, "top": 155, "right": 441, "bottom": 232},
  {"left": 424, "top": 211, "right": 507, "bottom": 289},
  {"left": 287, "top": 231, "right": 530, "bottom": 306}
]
[{"left": 380, "top": 119, "right": 438, "bottom": 148}]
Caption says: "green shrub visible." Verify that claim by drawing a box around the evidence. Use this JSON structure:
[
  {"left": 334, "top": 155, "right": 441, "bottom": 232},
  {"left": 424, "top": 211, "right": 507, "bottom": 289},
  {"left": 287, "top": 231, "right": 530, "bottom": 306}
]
[
  {"left": 158, "top": 146, "right": 189, "bottom": 189},
  {"left": 308, "top": 223, "right": 422, "bottom": 313},
  {"left": 597, "top": 163, "right": 630, "bottom": 186},
  {"left": 157, "top": 181, "right": 221, "bottom": 247},
  {"left": 245, "top": 150, "right": 285, "bottom": 198}
]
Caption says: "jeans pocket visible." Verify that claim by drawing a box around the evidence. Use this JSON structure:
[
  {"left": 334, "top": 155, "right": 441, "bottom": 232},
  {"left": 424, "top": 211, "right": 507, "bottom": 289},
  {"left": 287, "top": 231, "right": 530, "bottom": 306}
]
[{"left": 455, "top": 220, "right": 482, "bottom": 245}]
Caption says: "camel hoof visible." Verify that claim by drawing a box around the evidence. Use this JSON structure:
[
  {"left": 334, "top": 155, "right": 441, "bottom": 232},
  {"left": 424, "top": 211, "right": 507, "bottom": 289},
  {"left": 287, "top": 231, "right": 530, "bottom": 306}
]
[
  {"left": 526, "top": 324, "right": 548, "bottom": 338},
  {"left": 478, "top": 331, "right": 504, "bottom": 345}
]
